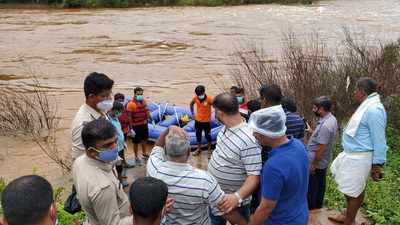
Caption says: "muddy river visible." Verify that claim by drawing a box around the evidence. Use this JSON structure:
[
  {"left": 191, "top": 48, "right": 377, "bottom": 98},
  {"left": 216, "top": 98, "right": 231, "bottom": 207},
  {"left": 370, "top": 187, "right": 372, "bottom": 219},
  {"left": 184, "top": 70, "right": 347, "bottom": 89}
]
[{"left": 1, "top": 0, "right": 400, "bottom": 189}]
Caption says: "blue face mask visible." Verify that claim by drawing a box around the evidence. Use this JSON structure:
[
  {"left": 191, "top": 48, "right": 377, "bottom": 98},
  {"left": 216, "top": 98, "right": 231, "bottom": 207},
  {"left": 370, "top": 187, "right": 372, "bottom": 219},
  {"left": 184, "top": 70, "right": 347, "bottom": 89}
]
[
  {"left": 198, "top": 95, "right": 205, "bottom": 100},
  {"left": 91, "top": 146, "right": 119, "bottom": 163},
  {"left": 135, "top": 95, "right": 143, "bottom": 101}
]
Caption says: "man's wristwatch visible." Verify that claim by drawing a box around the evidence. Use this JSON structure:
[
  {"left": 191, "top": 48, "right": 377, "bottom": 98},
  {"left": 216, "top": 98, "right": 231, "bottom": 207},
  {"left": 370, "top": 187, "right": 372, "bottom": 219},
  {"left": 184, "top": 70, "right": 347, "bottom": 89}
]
[{"left": 234, "top": 192, "right": 243, "bottom": 207}]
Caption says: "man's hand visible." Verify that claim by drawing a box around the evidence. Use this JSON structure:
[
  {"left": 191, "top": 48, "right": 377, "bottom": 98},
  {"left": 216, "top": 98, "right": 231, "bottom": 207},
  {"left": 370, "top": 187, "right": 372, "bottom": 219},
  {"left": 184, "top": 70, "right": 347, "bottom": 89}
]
[
  {"left": 164, "top": 198, "right": 175, "bottom": 215},
  {"left": 305, "top": 122, "right": 313, "bottom": 134},
  {"left": 218, "top": 194, "right": 239, "bottom": 214},
  {"left": 309, "top": 163, "right": 317, "bottom": 174},
  {"left": 371, "top": 165, "right": 383, "bottom": 182},
  {"left": 168, "top": 125, "right": 189, "bottom": 139}
]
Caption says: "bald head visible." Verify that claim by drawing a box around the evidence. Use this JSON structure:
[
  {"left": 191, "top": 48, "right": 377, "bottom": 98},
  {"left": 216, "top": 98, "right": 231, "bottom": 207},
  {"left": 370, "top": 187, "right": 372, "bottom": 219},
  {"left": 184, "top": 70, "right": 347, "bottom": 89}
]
[{"left": 213, "top": 93, "right": 239, "bottom": 116}]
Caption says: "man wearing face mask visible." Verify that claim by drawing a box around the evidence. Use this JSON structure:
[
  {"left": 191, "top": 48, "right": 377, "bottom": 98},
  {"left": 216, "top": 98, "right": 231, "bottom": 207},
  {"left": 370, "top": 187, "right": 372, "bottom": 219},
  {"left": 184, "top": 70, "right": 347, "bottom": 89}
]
[
  {"left": 190, "top": 85, "right": 213, "bottom": 156},
  {"left": 306, "top": 96, "right": 338, "bottom": 210},
  {"left": 231, "top": 86, "right": 248, "bottom": 110},
  {"left": 127, "top": 87, "right": 151, "bottom": 165},
  {"left": 71, "top": 72, "right": 114, "bottom": 161},
  {"left": 108, "top": 101, "right": 129, "bottom": 188},
  {"left": 73, "top": 118, "right": 133, "bottom": 225},
  {"left": 0, "top": 175, "right": 58, "bottom": 225},
  {"left": 208, "top": 93, "right": 262, "bottom": 225}
]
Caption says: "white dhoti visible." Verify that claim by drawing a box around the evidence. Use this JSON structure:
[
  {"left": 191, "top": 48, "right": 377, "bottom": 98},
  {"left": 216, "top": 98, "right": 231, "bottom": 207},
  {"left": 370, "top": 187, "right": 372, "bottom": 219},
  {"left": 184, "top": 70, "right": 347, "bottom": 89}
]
[{"left": 330, "top": 151, "right": 372, "bottom": 198}]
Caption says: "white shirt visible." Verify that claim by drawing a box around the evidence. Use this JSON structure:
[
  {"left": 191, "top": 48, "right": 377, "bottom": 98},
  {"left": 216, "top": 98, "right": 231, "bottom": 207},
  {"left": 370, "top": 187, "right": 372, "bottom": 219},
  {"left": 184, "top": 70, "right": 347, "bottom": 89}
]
[
  {"left": 70, "top": 104, "right": 103, "bottom": 160},
  {"left": 147, "top": 146, "right": 225, "bottom": 225}
]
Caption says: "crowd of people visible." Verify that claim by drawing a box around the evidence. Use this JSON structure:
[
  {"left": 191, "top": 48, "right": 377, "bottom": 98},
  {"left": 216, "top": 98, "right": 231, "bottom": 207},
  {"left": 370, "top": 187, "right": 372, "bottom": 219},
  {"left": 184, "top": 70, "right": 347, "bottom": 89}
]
[{"left": 0, "top": 72, "right": 388, "bottom": 225}]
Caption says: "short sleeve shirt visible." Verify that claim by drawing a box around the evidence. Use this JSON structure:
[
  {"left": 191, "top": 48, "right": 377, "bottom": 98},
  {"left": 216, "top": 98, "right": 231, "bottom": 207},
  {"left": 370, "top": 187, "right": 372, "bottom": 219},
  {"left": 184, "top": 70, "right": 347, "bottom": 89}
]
[
  {"left": 261, "top": 138, "right": 309, "bottom": 225},
  {"left": 147, "top": 146, "right": 225, "bottom": 225},
  {"left": 208, "top": 122, "right": 262, "bottom": 205},
  {"left": 307, "top": 113, "right": 338, "bottom": 169}
]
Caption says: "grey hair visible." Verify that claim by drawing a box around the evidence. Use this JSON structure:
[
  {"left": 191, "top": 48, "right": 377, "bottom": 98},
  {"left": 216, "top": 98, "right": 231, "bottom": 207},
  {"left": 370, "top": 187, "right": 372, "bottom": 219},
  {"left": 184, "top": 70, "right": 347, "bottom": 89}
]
[
  {"left": 165, "top": 132, "right": 190, "bottom": 157},
  {"left": 356, "top": 77, "right": 377, "bottom": 95}
]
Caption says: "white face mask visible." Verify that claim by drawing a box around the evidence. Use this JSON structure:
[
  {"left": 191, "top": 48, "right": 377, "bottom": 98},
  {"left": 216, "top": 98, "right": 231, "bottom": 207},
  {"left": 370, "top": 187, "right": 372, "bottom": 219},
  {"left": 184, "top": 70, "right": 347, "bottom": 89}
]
[{"left": 96, "top": 99, "right": 114, "bottom": 113}]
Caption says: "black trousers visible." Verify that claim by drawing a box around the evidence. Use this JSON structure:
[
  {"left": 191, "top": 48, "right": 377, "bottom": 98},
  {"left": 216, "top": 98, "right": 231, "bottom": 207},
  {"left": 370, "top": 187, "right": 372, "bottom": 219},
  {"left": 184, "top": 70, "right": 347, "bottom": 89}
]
[
  {"left": 116, "top": 149, "right": 125, "bottom": 175},
  {"left": 307, "top": 168, "right": 327, "bottom": 210},
  {"left": 195, "top": 121, "right": 212, "bottom": 144}
]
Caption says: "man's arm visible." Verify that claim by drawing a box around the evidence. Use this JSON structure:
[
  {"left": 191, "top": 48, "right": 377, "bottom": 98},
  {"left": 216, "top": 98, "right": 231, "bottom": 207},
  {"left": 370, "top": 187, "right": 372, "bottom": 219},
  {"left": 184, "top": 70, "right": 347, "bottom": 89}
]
[
  {"left": 368, "top": 108, "right": 388, "bottom": 181},
  {"left": 310, "top": 144, "right": 327, "bottom": 173},
  {"left": 247, "top": 198, "right": 277, "bottom": 225},
  {"left": 155, "top": 127, "right": 169, "bottom": 147},
  {"left": 218, "top": 175, "right": 259, "bottom": 213},
  {"left": 223, "top": 210, "right": 247, "bottom": 225},
  {"left": 190, "top": 100, "right": 195, "bottom": 115}
]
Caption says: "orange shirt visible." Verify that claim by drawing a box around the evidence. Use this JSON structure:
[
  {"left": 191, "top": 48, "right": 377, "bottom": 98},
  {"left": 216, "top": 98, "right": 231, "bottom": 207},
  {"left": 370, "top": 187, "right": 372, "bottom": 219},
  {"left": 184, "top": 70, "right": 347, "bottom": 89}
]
[
  {"left": 192, "top": 95, "right": 213, "bottom": 122},
  {"left": 126, "top": 99, "right": 149, "bottom": 126}
]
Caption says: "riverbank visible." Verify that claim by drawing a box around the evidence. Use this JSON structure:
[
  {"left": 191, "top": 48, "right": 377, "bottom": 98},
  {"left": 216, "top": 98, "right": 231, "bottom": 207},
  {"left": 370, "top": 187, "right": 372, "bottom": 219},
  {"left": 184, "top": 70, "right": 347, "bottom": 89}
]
[{"left": 0, "top": 0, "right": 315, "bottom": 8}]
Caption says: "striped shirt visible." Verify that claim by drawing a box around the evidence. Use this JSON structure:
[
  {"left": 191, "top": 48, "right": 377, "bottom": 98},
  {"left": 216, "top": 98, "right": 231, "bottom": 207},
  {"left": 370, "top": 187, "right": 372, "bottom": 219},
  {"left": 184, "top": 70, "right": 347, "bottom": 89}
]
[
  {"left": 208, "top": 122, "right": 262, "bottom": 205},
  {"left": 285, "top": 111, "right": 305, "bottom": 139},
  {"left": 147, "top": 146, "right": 225, "bottom": 225}
]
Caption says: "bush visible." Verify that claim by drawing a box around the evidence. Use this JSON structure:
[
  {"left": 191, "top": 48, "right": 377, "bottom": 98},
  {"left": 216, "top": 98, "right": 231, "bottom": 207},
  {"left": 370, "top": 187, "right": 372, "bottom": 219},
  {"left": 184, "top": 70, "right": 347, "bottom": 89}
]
[
  {"left": 230, "top": 30, "right": 400, "bottom": 126},
  {"left": 232, "top": 30, "right": 400, "bottom": 224}
]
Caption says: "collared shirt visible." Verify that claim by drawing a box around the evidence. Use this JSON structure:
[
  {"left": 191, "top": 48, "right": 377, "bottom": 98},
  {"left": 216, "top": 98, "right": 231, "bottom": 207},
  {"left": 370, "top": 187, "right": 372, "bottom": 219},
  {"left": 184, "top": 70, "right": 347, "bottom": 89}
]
[
  {"left": 307, "top": 113, "right": 338, "bottom": 169},
  {"left": 262, "top": 138, "right": 309, "bottom": 225},
  {"left": 71, "top": 104, "right": 103, "bottom": 160},
  {"left": 285, "top": 111, "right": 306, "bottom": 139},
  {"left": 147, "top": 146, "right": 224, "bottom": 225},
  {"left": 73, "top": 155, "right": 132, "bottom": 225},
  {"left": 208, "top": 122, "right": 262, "bottom": 206},
  {"left": 109, "top": 116, "right": 125, "bottom": 152},
  {"left": 342, "top": 95, "right": 388, "bottom": 164}
]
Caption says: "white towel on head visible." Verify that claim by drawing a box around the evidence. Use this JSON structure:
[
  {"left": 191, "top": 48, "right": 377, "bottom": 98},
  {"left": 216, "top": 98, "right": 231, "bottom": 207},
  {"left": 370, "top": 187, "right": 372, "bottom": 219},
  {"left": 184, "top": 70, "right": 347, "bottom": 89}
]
[{"left": 345, "top": 93, "right": 381, "bottom": 137}]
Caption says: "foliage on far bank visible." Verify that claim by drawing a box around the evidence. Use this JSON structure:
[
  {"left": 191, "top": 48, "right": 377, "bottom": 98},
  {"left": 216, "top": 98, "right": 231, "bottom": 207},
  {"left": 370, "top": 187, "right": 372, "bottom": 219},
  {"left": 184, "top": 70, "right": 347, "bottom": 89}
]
[{"left": 0, "top": 0, "right": 315, "bottom": 8}]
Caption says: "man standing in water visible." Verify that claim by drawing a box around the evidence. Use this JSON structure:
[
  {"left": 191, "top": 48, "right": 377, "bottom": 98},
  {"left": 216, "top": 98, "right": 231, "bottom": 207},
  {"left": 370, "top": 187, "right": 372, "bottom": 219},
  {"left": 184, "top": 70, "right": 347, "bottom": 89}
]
[
  {"left": 329, "top": 77, "right": 388, "bottom": 225},
  {"left": 71, "top": 72, "right": 114, "bottom": 161},
  {"left": 190, "top": 85, "right": 213, "bottom": 156}
]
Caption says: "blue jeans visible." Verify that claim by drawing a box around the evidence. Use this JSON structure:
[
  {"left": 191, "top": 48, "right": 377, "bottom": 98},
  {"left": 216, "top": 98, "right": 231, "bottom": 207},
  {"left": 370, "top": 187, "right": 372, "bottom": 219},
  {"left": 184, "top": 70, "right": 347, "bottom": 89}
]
[{"left": 210, "top": 204, "right": 251, "bottom": 225}]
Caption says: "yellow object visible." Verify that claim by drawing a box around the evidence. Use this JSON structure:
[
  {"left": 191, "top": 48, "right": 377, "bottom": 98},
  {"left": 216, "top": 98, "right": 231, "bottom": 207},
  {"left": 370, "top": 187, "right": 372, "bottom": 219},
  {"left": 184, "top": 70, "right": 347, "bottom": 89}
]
[{"left": 180, "top": 114, "right": 190, "bottom": 123}]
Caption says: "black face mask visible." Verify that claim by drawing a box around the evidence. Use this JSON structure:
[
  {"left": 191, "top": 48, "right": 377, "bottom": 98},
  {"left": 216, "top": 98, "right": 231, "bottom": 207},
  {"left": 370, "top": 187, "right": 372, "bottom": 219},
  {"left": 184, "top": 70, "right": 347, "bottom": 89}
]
[{"left": 314, "top": 111, "right": 321, "bottom": 117}]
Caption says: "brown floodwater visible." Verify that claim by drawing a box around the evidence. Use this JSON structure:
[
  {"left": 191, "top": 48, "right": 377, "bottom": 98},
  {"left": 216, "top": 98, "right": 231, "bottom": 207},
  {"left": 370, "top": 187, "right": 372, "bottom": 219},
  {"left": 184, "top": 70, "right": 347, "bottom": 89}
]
[{"left": 0, "top": 0, "right": 399, "bottom": 215}]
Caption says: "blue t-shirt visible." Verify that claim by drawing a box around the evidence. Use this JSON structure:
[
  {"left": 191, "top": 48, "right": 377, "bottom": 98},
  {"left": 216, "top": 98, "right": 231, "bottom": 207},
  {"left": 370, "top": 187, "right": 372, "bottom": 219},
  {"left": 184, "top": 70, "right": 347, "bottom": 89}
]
[
  {"left": 109, "top": 116, "right": 125, "bottom": 152},
  {"left": 261, "top": 138, "right": 309, "bottom": 225}
]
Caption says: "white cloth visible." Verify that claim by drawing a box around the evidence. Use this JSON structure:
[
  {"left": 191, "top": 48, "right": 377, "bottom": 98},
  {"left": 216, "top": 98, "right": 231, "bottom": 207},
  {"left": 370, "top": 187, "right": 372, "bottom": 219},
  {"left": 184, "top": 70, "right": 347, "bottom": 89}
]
[
  {"left": 345, "top": 93, "right": 381, "bottom": 137},
  {"left": 330, "top": 151, "right": 372, "bottom": 198}
]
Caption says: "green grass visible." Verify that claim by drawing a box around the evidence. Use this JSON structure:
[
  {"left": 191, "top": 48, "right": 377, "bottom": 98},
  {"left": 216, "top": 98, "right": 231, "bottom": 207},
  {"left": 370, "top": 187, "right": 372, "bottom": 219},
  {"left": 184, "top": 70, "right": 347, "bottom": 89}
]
[{"left": 325, "top": 128, "right": 400, "bottom": 225}]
